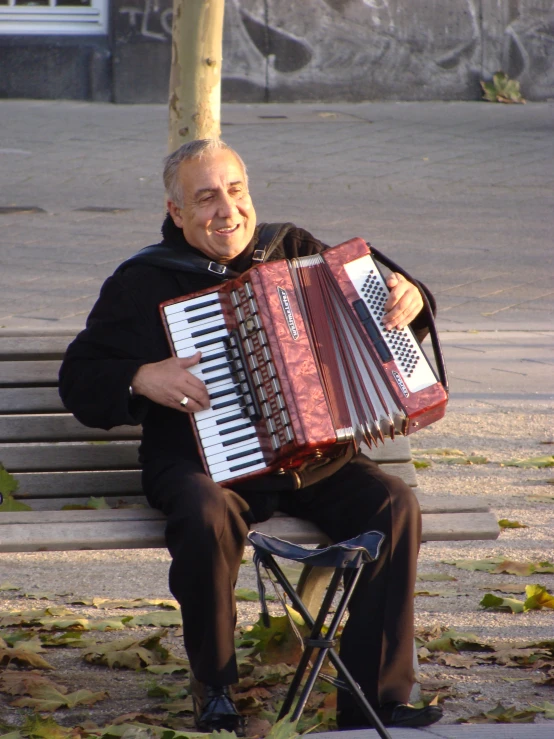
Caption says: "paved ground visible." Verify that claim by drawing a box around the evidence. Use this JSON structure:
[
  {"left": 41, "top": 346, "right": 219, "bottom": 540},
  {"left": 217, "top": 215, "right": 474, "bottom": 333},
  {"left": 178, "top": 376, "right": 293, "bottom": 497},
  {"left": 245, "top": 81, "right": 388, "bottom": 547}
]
[
  {"left": 0, "top": 100, "right": 553, "bottom": 737},
  {"left": 1, "top": 99, "right": 553, "bottom": 401}
]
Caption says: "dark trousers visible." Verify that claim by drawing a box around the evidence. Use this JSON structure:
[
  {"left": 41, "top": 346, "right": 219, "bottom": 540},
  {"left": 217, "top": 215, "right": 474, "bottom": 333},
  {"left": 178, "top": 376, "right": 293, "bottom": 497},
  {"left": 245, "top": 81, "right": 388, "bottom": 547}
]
[{"left": 142, "top": 452, "right": 421, "bottom": 715}]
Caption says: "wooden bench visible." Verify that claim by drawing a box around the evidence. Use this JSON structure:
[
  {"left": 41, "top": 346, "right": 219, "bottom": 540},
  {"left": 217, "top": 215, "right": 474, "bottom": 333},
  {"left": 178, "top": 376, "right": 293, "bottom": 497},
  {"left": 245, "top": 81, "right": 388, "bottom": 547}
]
[
  {"left": 0, "top": 331, "right": 499, "bottom": 555},
  {"left": 0, "top": 330, "right": 499, "bottom": 703}
]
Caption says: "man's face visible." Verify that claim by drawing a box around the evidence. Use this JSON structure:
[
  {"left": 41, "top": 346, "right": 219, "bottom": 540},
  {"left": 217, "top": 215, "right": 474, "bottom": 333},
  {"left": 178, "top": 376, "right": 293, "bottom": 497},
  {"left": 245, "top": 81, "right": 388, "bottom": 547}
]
[{"left": 168, "top": 148, "right": 256, "bottom": 263}]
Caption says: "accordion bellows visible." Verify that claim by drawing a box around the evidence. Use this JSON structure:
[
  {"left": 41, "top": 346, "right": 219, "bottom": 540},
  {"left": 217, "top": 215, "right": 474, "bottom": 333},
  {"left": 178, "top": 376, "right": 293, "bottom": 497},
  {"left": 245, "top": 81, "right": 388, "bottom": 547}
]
[{"left": 161, "top": 238, "right": 448, "bottom": 484}]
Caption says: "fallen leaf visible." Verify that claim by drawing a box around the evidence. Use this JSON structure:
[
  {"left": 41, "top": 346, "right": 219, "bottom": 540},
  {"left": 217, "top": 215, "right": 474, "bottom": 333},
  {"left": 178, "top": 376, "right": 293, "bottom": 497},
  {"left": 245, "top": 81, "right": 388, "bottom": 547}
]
[
  {"left": 416, "top": 573, "right": 457, "bottom": 582},
  {"left": 436, "top": 654, "right": 478, "bottom": 668},
  {"left": 480, "top": 593, "right": 525, "bottom": 613},
  {"left": 529, "top": 701, "right": 554, "bottom": 720},
  {"left": 0, "top": 672, "right": 68, "bottom": 696},
  {"left": 458, "top": 702, "right": 537, "bottom": 724},
  {"left": 124, "top": 611, "right": 182, "bottom": 628},
  {"left": 0, "top": 644, "right": 54, "bottom": 669},
  {"left": 524, "top": 584, "right": 554, "bottom": 610},
  {"left": 82, "top": 629, "right": 186, "bottom": 670},
  {"left": 503, "top": 456, "right": 554, "bottom": 468},
  {"left": 20, "top": 715, "right": 73, "bottom": 739},
  {"left": 12, "top": 685, "right": 108, "bottom": 712},
  {"left": 498, "top": 519, "right": 529, "bottom": 529}
]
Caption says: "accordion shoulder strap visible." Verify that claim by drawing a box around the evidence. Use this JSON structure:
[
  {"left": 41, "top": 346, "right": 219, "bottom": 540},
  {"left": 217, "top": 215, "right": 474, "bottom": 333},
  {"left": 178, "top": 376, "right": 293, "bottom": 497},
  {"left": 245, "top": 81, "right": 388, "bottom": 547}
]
[
  {"left": 116, "top": 222, "right": 296, "bottom": 280},
  {"left": 252, "top": 222, "right": 296, "bottom": 263}
]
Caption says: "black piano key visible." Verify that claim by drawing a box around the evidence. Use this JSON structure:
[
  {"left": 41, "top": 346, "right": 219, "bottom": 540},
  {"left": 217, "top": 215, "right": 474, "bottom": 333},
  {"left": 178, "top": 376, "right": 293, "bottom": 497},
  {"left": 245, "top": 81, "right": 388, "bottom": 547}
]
[
  {"left": 201, "top": 362, "right": 232, "bottom": 375},
  {"left": 204, "top": 373, "right": 234, "bottom": 386},
  {"left": 226, "top": 446, "right": 262, "bottom": 462},
  {"left": 229, "top": 456, "right": 265, "bottom": 473},
  {"left": 219, "top": 422, "right": 253, "bottom": 436},
  {"left": 212, "top": 397, "right": 244, "bottom": 411},
  {"left": 209, "top": 386, "right": 240, "bottom": 400},
  {"left": 191, "top": 323, "right": 226, "bottom": 338},
  {"left": 216, "top": 411, "right": 247, "bottom": 425},
  {"left": 187, "top": 309, "right": 223, "bottom": 323},
  {"left": 195, "top": 336, "right": 227, "bottom": 349},
  {"left": 199, "top": 351, "right": 227, "bottom": 363},
  {"left": 222, "top": 432, "right": 258, "bottom": 448},
  {"left": 184, "top": 298, "right": 220, "bottom": 312}
]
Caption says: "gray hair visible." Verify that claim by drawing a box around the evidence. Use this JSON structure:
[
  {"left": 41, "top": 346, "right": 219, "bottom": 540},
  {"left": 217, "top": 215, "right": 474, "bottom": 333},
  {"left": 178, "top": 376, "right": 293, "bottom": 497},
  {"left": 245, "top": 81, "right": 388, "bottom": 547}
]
[{"left": 163, "top": 139, "right": 248, "bottom": 205}]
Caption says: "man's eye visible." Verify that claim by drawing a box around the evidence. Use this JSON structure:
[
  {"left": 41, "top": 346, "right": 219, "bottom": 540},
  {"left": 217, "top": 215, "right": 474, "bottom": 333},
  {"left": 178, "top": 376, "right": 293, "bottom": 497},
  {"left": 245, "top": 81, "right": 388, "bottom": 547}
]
[
  {"left": 200, "top": 194, "right": 214, "bottom": 203},
  {"left": 230, "top": 188, "right": 244, "bottom": 197}
]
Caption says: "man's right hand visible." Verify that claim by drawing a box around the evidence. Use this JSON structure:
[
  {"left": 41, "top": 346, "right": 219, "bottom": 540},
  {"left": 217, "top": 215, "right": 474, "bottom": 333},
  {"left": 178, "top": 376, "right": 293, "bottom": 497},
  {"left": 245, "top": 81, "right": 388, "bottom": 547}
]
[{"left": 130, "top": 352, "right": 210, "bottom": 413}]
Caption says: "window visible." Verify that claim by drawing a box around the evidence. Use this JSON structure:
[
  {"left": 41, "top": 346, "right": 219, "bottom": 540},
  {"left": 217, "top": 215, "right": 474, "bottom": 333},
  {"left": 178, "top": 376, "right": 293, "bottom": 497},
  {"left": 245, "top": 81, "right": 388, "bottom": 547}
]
[{"left": 0, "top": 0, "right": 107, "bottom": 34}]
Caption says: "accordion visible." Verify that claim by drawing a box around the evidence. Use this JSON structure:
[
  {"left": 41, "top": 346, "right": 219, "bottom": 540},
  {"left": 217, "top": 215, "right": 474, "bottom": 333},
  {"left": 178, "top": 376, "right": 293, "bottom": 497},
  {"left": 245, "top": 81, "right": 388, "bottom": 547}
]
[{"left": 160, "top": 238, "right": 448, "bottom": 484}]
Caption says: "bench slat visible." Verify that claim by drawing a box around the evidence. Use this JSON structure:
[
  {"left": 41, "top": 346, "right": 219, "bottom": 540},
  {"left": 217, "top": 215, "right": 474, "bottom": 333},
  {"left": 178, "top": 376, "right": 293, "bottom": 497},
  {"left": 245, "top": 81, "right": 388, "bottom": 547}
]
[
  {"left": 0, "top": 442, "right": 140, "bottom": 471},
  {"left": 0, "top": 333, "right": 74, "bottom": 357},
  {"left": 420, "top": 512, "right": 499, "bottom": 541},
  {"left": 0, "top": 415, "right": 141, "bottom": 442},
  {"left": 362, "top": 437, "right": 411, "bottom": 463},
  {"left": 0, "top": 511, "right": 499, "bottom": 552},
  {"left": 0, "top": 388, "right": 66, "bottom": 414},
  {"left": 11, "top": 491, "right": 492, "bottom": 515},
  {"left": 0, "top": 361, "right": 61, "bottom": 386},
  {"left": 12, "top": 470, "right": 141, "bottom": 496},
  {"left": 16, "top": 496, "right": 148, "bottom": 510}
]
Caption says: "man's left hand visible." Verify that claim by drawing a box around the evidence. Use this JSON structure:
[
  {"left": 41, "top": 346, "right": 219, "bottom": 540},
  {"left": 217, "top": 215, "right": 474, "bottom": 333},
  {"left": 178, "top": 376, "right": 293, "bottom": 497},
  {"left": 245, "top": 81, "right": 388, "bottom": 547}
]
[{"left": 383, "top": 273, "right": 424, "bottom": 331}]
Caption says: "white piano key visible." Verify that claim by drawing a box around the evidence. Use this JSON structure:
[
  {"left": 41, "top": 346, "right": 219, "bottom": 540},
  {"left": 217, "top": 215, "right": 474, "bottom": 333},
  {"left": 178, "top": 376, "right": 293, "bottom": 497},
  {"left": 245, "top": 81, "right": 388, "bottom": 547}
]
[
  {"left": 207, "top": 447, "right": 264, "bottom": 475},
  {"left": 194, "top": 397, "right": 243, "bottom": 422},
  {"left": 200, "top": 427, "right": 258, "bottom": 452},
  {"left": 164, "top": 293, "right": 221, "bottom": 318},
  {"left": 198, "top": 418, "right": 254, "bottom": 441},
  {"left": 196, "top": 409, "right": 247, "bottom": 431},
  {"left": 173, "top": 327, "right": 230, "bottom": 353},
  {"left": 169, "top": 317, "right": 226, "bottom": 344},
  {"left": 211, "top": 461, "right": 267, "bottom": 483},
  {"left": 168, "top": 310, "right": 225, "bottom": 333},
  {"left": 175, "top": 341, "right": 227, "bottom": 359}
]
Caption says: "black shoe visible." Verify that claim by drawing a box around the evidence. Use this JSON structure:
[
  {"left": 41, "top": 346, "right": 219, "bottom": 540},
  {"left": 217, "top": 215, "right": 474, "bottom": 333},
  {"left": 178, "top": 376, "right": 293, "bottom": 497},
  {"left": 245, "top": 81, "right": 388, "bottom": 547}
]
[
  {"left": 191, "top": 678, "right": 245, "bottom": 736},
  {"left": 338, "top": 701, "right": 443, "bottom": 729},
  {"left": 377, "top": 701, "right": 443, "bottom": 728}
]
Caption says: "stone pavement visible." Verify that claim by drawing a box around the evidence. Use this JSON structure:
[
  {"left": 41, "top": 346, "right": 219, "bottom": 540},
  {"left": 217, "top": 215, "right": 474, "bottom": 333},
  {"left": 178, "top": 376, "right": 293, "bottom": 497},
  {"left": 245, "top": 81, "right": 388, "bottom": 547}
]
[{"left": 1, "top": 99, "right": 553, "bottom": 403}]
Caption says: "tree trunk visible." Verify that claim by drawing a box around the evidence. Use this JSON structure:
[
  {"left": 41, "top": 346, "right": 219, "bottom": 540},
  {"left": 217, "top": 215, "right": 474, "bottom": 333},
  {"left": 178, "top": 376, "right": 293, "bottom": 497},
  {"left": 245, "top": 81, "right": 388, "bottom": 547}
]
[{"left": 168, "top": 0, "right": 225, "bottom": 152}]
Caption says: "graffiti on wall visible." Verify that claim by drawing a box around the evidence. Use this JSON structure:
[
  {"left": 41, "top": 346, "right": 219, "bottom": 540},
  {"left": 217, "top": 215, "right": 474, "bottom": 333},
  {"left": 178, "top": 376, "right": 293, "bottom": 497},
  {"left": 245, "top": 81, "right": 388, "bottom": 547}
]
[{"left": 114, "top": 0, "right": 554, "bottom": 101}]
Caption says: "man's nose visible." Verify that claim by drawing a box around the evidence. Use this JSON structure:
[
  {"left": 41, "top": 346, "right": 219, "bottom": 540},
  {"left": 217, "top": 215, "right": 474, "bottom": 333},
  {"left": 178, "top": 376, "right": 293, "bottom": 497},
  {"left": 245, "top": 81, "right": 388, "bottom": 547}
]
[{"left": 217, "top": 192, "right": 237, "bottom": 217}]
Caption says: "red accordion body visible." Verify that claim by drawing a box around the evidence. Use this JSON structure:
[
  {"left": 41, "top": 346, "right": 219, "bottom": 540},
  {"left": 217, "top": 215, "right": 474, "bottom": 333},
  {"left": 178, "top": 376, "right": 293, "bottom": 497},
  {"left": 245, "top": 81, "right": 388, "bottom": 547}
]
[{"left": 160, "top": 238, "right": 448, "bottom": 484}]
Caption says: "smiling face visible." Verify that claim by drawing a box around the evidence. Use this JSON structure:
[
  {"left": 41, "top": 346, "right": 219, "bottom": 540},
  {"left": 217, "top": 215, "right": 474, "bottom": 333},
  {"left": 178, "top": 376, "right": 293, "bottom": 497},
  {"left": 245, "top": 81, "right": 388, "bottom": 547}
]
[{"left": 167, "top": 148, "right": 257, "bottom": 263}]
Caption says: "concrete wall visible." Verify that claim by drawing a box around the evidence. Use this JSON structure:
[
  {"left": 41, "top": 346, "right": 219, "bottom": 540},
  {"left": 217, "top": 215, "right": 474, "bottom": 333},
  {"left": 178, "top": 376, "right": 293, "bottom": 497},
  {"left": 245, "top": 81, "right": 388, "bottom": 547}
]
[{"left": 2, "top": 0, "right": 554, "bottom": 102}]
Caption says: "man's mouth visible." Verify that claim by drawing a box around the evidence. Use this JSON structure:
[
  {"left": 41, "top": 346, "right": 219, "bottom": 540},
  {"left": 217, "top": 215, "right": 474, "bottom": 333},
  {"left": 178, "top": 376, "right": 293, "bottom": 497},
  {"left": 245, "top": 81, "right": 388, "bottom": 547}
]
[{"left": 215, "top": 224, "right": 240, "bottom": 235}]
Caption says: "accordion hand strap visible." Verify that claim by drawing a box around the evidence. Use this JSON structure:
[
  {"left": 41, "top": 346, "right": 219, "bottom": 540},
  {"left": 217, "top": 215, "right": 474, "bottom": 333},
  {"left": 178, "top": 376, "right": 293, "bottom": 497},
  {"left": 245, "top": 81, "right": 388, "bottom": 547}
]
[{"left": 369, "top": 245, "right": 449, "bottom": 395}]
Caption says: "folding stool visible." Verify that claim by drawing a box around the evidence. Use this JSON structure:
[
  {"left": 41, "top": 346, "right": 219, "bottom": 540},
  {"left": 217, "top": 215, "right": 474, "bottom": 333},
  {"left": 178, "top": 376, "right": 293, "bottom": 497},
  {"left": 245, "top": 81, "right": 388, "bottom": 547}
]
[{"left": 248, "top": 529, "right": 393, "bottom": 739}]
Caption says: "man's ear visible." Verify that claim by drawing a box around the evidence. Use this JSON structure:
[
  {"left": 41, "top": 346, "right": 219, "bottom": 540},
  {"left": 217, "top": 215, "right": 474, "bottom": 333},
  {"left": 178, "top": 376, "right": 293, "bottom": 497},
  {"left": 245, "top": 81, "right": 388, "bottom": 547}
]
[{"left": 167, "top": 200, "right": 184, "bottom": 228}]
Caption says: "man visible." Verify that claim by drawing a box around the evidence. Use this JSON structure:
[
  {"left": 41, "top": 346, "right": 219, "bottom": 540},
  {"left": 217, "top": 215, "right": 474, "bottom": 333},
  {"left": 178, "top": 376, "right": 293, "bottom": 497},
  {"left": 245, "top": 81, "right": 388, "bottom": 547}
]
[{"left": 60, "top": 139, "right": 442, "bottom": 734}]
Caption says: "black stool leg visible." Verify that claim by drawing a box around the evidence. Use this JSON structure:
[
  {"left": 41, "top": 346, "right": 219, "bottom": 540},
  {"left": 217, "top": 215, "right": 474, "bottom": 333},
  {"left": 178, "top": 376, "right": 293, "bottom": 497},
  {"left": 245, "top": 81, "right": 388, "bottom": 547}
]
[
  {"left": 258, "top": 554, "right": 392, "bottom": 739},
  {"left": 279, "top": 567, "right": 344, "bottom": 720}
]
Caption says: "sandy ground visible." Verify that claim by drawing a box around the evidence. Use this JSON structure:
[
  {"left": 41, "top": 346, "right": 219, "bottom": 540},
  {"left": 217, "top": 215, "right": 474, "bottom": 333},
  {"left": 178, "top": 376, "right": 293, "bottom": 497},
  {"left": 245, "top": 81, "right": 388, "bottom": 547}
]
[{"left": 1, "top": 403, "right": 553, "bottom": 732}]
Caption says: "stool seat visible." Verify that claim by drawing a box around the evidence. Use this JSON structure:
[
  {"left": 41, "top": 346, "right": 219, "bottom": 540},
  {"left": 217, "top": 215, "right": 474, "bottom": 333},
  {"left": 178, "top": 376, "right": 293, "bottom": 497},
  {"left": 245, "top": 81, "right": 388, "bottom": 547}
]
[
  {"left": 247, "top": 530, "right": 384, "bottom": 568},
  {"left": 248, "top": 528, "right": 392, "bottom": 739}
]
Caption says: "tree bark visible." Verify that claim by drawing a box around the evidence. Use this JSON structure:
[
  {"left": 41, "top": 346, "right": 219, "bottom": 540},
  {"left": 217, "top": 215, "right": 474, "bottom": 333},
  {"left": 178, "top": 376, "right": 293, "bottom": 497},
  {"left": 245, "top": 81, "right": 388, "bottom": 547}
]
[{"left": 168, "top": 0, "right": 225, "bottom": 152}]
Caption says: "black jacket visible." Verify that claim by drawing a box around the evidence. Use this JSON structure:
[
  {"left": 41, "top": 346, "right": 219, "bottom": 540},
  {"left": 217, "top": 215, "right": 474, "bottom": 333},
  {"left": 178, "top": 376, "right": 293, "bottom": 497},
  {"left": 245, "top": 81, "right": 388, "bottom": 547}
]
[{"left": 59, "top": 217, "right": 435, "bottom": 467}]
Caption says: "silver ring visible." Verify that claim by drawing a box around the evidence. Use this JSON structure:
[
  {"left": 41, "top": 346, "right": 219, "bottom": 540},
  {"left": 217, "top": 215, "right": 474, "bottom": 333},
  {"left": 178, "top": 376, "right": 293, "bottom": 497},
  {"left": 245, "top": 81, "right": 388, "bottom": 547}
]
[{"left": 180, "top": 395, "right": 189, "bottom": 407}]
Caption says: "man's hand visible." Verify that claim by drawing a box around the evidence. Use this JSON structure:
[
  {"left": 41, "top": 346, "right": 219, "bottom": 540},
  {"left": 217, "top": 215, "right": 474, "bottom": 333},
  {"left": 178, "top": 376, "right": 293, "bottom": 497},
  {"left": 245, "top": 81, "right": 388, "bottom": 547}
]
[
  {"left": 130, "top": 352, "right": 210, "bottom": 413},
  {"left": 383, "top": 273, "right": 424, "bottom": 331}
]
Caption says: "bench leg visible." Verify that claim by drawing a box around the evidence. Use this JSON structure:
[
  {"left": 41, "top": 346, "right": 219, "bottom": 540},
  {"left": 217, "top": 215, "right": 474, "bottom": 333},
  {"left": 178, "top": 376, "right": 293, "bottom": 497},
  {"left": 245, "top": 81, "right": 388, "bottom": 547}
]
[{"left": 296, "top": 563, "right": 335, "bottom": 618}]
